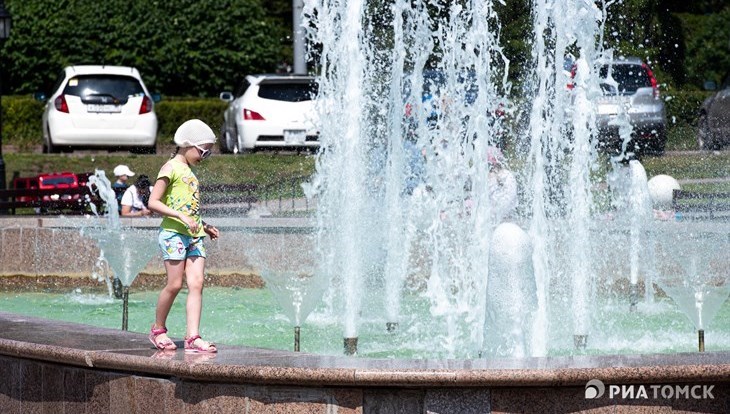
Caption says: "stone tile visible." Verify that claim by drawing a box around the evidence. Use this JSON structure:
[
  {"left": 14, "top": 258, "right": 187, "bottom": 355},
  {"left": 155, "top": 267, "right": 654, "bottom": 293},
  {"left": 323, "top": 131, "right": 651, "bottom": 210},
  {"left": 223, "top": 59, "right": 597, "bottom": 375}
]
[
  {"left": 19, "top": 362, "right": 44, "bottom": 414},
  {"left": 63, "top": 367, "right": 86, "bottom": 413},
  {"left": 132, "top": 376, "right": 170, "bottom": 414},
  {"left": 246, "top": 386, "right": 344, "bottom": 414},
  {"left": 0, "top": 356, "right": 21, "bottom": 414},
  {"left": 363, "top": 389, "right": 424, "bottom": 414},
  {"left": 490, "top": 386, "right": 616, "bottom": 414},
  {"left": 85, "top": 370, "right": 111, "bottom": 414},
  {"left": 329, "top": 388, "right": 362, "bottom": 414},
  {"left": 180, "top": 380, "right": 248, "bottom": 414},
  {"left": 423, "top": 388, "right": 490, "bottom": 414},
  {"left": 108, "top": 374, "right": 135, "bottom": 414},
  {"left": 41, "top": 364, "right": 65, "bottom": 414}
]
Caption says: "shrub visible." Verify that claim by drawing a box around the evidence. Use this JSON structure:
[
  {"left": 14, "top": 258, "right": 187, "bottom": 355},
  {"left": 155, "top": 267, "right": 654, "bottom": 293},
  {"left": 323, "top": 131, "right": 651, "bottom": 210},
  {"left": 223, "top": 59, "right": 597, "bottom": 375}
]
[{"left": 0, "top": 96, "right": 228, "bottom": 148}]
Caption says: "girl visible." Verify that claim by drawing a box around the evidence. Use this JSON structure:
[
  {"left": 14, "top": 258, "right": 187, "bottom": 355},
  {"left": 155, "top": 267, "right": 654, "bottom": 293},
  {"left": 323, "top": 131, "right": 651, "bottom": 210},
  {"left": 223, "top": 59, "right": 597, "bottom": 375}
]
[{"left": 147, "top": 119, "right": 220, "bottom": 353}]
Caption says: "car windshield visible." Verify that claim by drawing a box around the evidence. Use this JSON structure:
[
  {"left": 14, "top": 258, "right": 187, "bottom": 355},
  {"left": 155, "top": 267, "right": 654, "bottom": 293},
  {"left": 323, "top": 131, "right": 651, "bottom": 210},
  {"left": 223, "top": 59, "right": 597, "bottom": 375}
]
[
  {"left": 599, "top": 64, "right": 651, "bottom": 95},
  {"left": 40, "top": 177, "right": 76, "bottom": 186},
  {"left": 404, "top": 70, "right": 479, "bottom": 105},
  {"left": 63, "top": 75, "right": 145, "bottom": 104},
  {"left": 257, "top": 81, "right": 318, "bottom": 102}
]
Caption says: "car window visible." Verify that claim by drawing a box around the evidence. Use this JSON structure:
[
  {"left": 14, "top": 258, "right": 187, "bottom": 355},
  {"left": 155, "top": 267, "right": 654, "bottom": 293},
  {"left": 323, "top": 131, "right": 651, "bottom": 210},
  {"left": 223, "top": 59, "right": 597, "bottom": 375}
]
[
  {"left": 599, "top": 64, "right": 651, "bottom": 95},
  {"left": 40, "top": 176, "right": 76, "bottom": 186},
  {"left": 63, "top": 75, "right": 145, "bottom": 104},
  {"left": 235, "top": 79, "right": 250, "bottom": 97},
  {"left": 257, "top": 81, "right": 318, "bottom": 102}
]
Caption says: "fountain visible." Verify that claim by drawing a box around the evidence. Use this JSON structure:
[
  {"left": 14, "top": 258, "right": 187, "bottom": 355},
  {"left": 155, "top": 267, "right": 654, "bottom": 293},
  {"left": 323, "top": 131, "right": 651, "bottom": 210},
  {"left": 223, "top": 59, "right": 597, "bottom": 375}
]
[
  {"left": 300, "top": 0, "right": 719, "bottom": 359},
  {"left": 82, "top": 170, "right": 159, "bottom": 329},
  {"left": 654, "top": 229, "right": 730, "bottom": 352},
  {"left": 1, "top": 1, "right": 729, "bottom": 411}
]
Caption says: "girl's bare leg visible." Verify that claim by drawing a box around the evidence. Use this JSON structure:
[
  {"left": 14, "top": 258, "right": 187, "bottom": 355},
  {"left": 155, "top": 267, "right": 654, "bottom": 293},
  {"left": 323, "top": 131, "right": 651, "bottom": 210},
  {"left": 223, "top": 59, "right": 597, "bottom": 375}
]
[
  {"left": 184, "top": 256, "right": 206, "bottom": 337},
  {"left": 154, "top": 259, "right": 185, "bottom": 330}
]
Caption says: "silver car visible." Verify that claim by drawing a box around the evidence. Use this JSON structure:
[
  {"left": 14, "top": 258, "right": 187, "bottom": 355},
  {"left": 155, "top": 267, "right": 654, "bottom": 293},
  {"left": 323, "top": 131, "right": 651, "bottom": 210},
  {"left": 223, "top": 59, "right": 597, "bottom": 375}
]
[
  {"left": 593, "top": 57, "right": 667, "bottom": 155},
  {"left": 698, "top": 74, "right": 730, "bottom": 150}
]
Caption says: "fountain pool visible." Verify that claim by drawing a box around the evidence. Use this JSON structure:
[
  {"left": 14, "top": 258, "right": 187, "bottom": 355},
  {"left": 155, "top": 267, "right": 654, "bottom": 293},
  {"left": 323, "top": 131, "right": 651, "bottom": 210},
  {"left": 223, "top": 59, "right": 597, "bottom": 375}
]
[{"left": 1, "top": 285, "right": 729, "bottom": 358}]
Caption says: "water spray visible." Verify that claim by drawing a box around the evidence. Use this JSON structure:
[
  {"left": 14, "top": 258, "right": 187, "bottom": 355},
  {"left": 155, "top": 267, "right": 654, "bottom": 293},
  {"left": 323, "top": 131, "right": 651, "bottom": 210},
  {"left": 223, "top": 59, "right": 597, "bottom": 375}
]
[{"left": 344, "top": 337, "right": 358, "bottom": 356}]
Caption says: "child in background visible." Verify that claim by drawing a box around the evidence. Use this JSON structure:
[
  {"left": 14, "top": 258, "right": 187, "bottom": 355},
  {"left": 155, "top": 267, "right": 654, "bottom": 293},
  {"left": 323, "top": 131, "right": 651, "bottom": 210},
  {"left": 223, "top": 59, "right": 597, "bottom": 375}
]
[
  {"left": 147, "top": 119, "right": 220, "bottom": 353},
  {"left": 120, "top": 175, "right": 152, "bottom": 217}
]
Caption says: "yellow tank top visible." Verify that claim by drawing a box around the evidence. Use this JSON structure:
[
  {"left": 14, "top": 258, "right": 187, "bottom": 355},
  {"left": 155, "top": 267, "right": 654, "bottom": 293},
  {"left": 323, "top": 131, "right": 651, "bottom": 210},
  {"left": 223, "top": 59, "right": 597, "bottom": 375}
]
[{"left": 158, "top": 159, "right": 205, "bottom": 237}]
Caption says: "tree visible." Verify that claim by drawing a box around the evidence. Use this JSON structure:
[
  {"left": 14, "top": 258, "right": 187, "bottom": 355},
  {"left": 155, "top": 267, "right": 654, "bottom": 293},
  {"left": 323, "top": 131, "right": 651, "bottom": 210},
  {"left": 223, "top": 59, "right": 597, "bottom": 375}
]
[{"left": 0, "top": 0, "right": 288, "bottom": 96}]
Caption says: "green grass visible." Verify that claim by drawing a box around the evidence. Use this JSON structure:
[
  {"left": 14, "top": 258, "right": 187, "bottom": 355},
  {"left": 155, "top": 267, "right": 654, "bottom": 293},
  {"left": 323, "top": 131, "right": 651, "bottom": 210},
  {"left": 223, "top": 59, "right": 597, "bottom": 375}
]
[
  {"left": 641, "top": 151, "right": 730, "bottom": 181},
  {"left": 2, "top": 152, "right": 316, "bottom": 186}
]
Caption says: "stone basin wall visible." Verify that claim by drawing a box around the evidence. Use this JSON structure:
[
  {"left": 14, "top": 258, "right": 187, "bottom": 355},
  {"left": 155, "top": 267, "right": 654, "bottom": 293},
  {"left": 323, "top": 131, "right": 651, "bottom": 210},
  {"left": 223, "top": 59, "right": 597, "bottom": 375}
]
[{"left": 0, "top": 216, "right": 316, "bottom": 291}]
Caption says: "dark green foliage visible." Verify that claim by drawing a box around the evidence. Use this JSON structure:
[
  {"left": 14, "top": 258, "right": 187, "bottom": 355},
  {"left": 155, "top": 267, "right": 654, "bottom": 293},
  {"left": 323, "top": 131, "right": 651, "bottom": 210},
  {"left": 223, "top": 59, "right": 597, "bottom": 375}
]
[
  {"left": 0, "top": 96, "right": 227, "bottom": 147},
  {"left": 156, "top": 99, "right": 228, "bottom": 144},
  {"left": 0, "top": 96, "right": 44, "bottom": 149},
  {"left": 664, "top": 89, "right": 714, "bottom": 127},
  {"left": 0, "top": 0, "right": 287, "bottom": 96}
]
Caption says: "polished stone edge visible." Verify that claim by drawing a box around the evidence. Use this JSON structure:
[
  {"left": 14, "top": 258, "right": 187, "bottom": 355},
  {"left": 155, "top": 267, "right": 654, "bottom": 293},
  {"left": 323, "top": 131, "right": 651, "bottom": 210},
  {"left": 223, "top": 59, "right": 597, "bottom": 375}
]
[{"left": 1, "top": 327, "right": 729, "bottom": 388}]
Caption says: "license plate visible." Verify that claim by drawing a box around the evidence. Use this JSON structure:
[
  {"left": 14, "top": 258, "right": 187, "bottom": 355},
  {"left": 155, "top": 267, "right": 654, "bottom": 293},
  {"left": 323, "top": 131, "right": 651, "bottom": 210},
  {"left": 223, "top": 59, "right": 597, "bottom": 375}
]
[
  {"left": 284, "top": 130, "right": 306, "bottom": 144},
  {"left": 87, "top": 104, "right": 122, "bottom": 113},
  {"left": 597, "top": 104, "right": 619, "bottom": 115}
]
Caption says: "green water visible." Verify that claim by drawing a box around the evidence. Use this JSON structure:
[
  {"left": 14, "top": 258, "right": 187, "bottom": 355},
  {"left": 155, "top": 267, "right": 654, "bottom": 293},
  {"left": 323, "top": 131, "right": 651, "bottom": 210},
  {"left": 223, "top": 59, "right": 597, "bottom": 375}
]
[{"left": 1, "top": 287, "right": 728, "bottom": 358}]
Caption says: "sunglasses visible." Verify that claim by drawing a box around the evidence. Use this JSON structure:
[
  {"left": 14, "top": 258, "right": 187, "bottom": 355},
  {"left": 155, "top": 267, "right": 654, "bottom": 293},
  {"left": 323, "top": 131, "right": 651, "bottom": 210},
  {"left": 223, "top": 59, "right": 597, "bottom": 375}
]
[{"left": 194, "top": 144, "right": 211, "bottom": 159}]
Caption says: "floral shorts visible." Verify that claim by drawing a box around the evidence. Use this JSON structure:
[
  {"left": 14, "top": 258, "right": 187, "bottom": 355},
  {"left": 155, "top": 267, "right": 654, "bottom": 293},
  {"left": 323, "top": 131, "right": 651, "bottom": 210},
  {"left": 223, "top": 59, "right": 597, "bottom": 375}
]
[{"left": 158, "top": 229, "right": 207, "bottom": 260}]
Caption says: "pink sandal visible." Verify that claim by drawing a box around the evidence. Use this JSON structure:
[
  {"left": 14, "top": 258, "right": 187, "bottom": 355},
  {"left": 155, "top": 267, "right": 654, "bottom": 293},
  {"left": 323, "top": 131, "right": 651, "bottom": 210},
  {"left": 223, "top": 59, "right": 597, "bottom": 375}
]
[
  {"left": 149, "top": 325, "right": 177, "bottom": 351},
  {"left": 184, "top": 335, "right": 217, "bottom": 353}
]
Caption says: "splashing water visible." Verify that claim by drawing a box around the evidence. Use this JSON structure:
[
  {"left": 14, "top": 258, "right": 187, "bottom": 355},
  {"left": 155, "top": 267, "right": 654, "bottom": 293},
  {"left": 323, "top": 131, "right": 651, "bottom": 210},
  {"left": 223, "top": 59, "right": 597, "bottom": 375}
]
[
  {"left": 81, "top": 170, "right": 158, "bottom": 288},
  {"left": 302, "top": 0, "right": 727, "bottom": 359}
]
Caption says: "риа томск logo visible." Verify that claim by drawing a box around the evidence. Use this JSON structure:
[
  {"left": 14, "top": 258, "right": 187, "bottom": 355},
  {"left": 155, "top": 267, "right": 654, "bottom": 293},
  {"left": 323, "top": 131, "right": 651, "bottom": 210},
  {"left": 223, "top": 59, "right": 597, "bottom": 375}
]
[{"left": 585, "top": 379, "right": 715, "bottom": 400}]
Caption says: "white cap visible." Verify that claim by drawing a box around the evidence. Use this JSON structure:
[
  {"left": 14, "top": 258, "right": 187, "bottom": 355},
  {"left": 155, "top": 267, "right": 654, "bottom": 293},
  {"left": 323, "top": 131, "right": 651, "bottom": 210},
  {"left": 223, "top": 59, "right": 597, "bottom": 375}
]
[
  {"left": 113, "top": 165, "right": 135, "bottom": 177},
  {"left": 174, "top": 119, "right": 216, "bottom": 147}
]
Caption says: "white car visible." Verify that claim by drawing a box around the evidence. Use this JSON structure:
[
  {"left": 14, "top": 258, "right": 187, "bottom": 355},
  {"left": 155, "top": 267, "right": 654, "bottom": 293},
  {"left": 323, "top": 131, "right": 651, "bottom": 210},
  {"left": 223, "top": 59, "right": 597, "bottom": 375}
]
[
  {"left": 40, "top": 65, "right": 159, "bottom": 153},
  {"left": 219, "top": 74, "right": 319, "bottom": 153}
]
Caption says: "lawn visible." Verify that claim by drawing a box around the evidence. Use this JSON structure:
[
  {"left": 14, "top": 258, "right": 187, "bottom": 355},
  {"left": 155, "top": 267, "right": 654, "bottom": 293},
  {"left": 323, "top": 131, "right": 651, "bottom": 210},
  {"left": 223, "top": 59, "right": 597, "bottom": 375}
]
[{"left": 2, "top": 152, "right": 316, "bottom": 187}]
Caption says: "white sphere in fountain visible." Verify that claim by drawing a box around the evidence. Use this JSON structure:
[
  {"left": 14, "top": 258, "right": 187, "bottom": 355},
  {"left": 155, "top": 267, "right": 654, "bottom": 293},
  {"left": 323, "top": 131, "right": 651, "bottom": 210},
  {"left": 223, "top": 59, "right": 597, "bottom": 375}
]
[
  {"left": 490, "top": 222, "right": 531, "bottom": 263},
  {"left": 647, "top": 175, "right": 681, "bottom": 209},
  {"left": 484, "top": 222, "right": 537, "bottom": 358}
]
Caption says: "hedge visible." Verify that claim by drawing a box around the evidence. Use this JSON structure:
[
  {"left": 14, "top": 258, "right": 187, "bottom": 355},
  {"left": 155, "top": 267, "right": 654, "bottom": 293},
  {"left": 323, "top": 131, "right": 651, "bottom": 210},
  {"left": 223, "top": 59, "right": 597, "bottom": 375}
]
[
  {"left": 0, "top": 90, "right": 712, "bottom": 150},
  {"left": 0, "top": 96, "right": 227, "bottom": 150}
]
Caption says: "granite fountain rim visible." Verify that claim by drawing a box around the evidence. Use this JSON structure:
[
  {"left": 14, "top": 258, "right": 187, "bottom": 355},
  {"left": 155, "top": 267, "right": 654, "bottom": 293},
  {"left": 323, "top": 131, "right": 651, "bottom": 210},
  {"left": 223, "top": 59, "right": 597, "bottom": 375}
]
[{"left": 1, "top": 311, "right": 728, "bottom": 388}]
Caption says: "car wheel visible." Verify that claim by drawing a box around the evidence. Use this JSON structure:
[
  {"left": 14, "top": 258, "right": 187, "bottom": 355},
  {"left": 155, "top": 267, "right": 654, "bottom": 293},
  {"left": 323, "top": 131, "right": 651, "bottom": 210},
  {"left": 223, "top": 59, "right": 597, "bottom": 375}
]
[
  {"left": 43, "top": 131, "right": 58, "bottom": 154},
  {"left": 218, "top": 125, "right": 231, "bottom": 153},
  {"left": 697, "top": 114, "right": 715, "bottom": 151},
  {"left": 131, "top": 146, "right": 156, "bottom": 154},
  {"left": 226, "top": 128, "right": 240, "bottom": 154}
]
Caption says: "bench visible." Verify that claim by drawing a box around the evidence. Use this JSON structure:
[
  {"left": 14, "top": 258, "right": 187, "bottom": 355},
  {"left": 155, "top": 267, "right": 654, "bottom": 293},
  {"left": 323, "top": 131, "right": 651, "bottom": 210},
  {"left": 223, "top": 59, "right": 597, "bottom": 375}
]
[
  {"left": 672, "top": 189, "right": 730, "bottom": 221},
  {"left": 0, "top": 187, "right": 103, "bottom": 215},
  {"left": 199, "top": 183, "right": 259, "bottom": 215}
]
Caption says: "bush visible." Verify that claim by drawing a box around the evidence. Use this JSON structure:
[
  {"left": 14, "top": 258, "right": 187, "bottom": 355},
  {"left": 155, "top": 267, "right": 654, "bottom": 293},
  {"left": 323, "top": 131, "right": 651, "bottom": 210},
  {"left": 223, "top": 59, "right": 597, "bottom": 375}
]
[
  {"left": 663, "top": 89, "right": 712, "bottom": 127},
  {"left": 156, "top": 99, "right": 228, "bottom": 145},
  {"left": 0, "top": 96, "right": 44, "bottom": 149},
  {"left": 0, "top": 96, "right": 228, "bottom": 149}
]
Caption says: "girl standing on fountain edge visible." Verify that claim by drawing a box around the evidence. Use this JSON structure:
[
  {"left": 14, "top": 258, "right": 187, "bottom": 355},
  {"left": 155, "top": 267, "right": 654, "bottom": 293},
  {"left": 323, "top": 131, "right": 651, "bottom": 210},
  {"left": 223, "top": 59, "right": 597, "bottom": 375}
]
[{"left": 147, "top": 119, "right": 220, "bottom": 353}]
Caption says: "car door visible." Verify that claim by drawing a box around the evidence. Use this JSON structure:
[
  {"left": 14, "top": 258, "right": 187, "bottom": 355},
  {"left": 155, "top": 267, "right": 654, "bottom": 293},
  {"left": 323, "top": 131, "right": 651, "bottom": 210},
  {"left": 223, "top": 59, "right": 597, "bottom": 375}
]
[{"left": 708, "top": 78, "right": 730, "bottom": 138}]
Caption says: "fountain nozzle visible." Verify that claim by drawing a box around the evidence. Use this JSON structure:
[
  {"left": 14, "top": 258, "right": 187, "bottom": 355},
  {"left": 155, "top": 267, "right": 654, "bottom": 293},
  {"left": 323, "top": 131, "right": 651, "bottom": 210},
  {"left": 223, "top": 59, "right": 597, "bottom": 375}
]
[
  {"left": 629, "top": 283, "right": 640, "bottom": 312},
  {"left": 344, "top": 337, "right": 358, "bottom": 356},
  {"left": 698, "top": 329, "right": 705, "bottom": 352},
  {"left": 574, "top": 335, "right": 588, "bottom": 350},
  {"left": 121, "top": 286, "right": 130, "bottom": 331},
  {"left": 294, "top": 326, "right": 301, "bottom": 352},
  {"left": 386, "top": 322, "right": 398, "bottom": 333}
]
